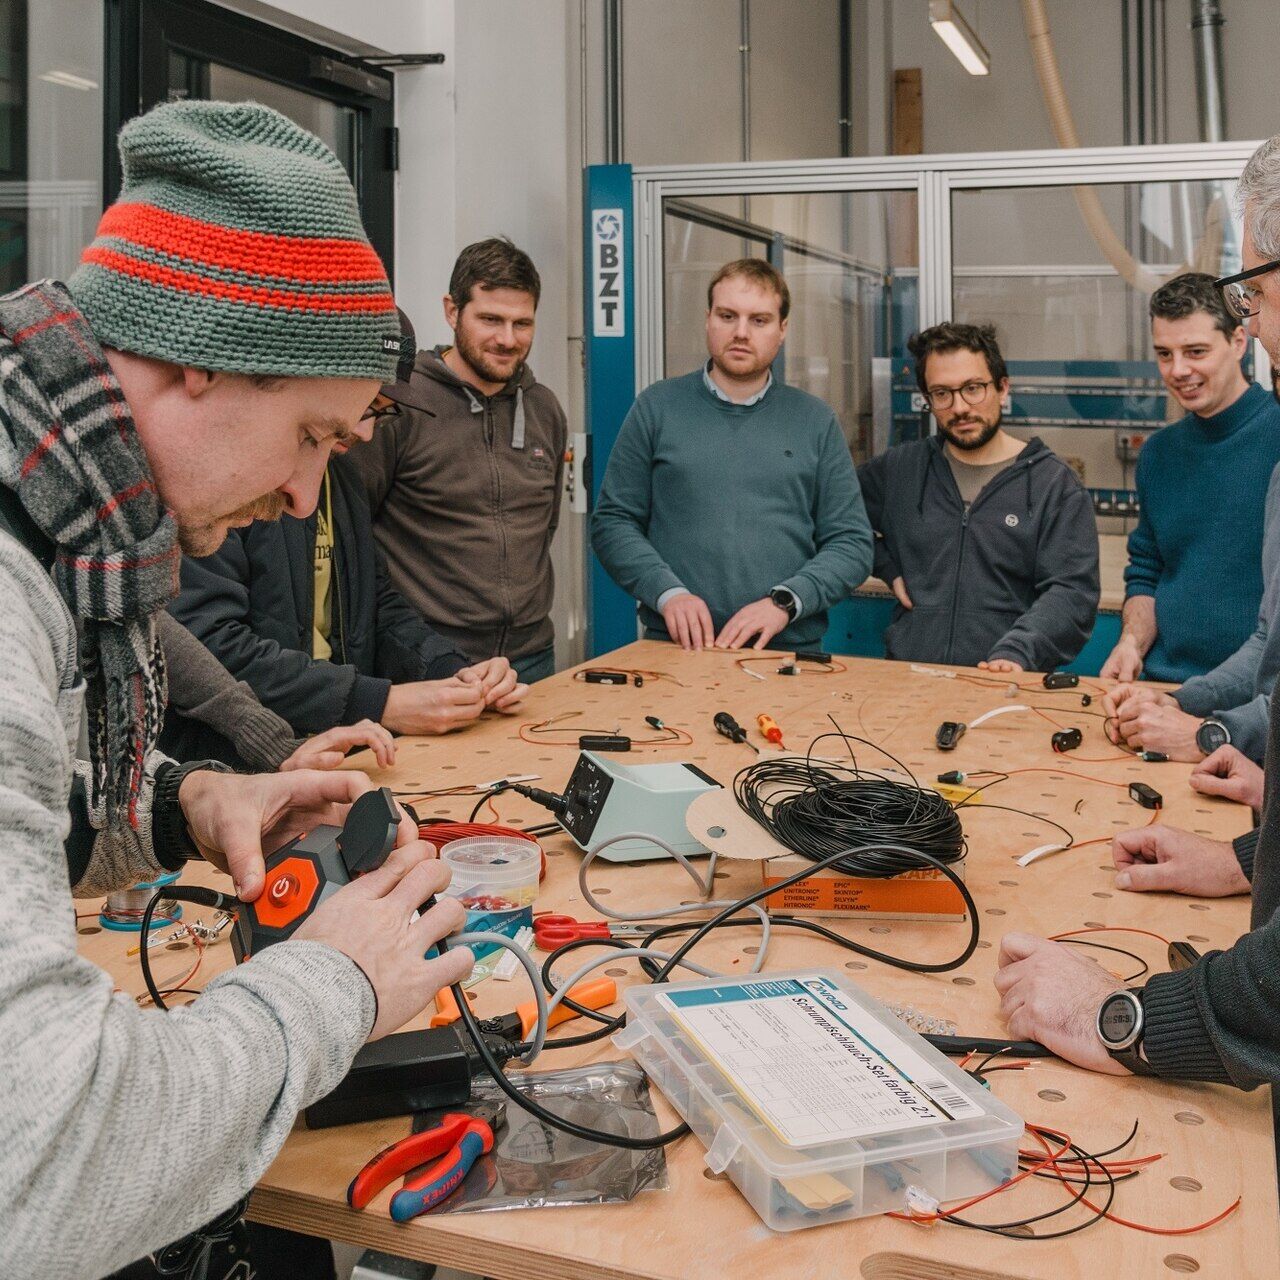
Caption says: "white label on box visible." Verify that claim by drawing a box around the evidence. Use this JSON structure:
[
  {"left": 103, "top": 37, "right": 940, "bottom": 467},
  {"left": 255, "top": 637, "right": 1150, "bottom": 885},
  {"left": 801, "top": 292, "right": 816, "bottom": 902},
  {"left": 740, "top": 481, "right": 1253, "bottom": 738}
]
[{"left": 658, "top": 976, "right": 981, "bottom": 1147}]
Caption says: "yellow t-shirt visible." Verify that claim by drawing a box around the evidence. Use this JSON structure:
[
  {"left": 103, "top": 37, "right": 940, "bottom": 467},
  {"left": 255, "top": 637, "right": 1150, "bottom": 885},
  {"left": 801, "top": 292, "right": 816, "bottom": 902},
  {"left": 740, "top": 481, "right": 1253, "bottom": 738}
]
[{"left": 312, "top": 472, "right": 334, "bottom": 661}]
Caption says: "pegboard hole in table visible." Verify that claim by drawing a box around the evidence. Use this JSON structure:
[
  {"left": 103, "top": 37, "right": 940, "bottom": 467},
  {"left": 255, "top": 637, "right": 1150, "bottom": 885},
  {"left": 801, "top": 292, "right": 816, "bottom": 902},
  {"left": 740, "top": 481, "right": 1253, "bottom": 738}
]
[
  {"left": 1189, "top": 903, "right": 1210, "bottom": 911},
  {"left": 605, "top": 967, "right": 629, "bottom": 978},
  {"left": 998, "top": 879, "right": 1018, "bottom": 887},
  {"left": 985, "top": 908, "right": 1006, "bottom": 916},
  {"left": 743, "top": 945, "right": 760, "bottom": 955},
  {"left": 1174, "top": 1111, "right": 1205, "bottom": 1125},
  {"left": 1170, "top": 1176, "right": 1202, "bottom": 1193},
  {"left": 594, "top": 887, "right": 612, "bottom": 896},
  {"left": 1163, "top": 1256, "right": 1199, "bottom": 1273},
  {"left": 869, "top": 925, "right": 892, "bottom": 935},
  {"left": 1092, "top": 891, "right": 1112, "bottom": 899},
  {"left": 976, "top": 940, "right": 992, "bottom": 949},
  {"left": 707, "top": 826, "right": 726, "bottom": 839},
  {"left": 1084, "top": 920, "right": 1106, "bottom": 928},
  {"left": 1037, "top": 1089, "right": 1066, "bottom": 1102},
  {"left": 844, "top": 961, "right": 867, "bottom": 971},
  {"left": 77, "top": 924, "right": 101, "bottom": 935},
  {"left": 703, "top": 1168, "right": 729, "bottom": 1182},
  {"left": 1187, "top": 934, "right": 1209, "bottom": 943},
  {"left": 165, "top": 941, "right": 188, "bottom": 951},
  {"left": 952, "top": 976, "right": 975, "bottom": 986}
]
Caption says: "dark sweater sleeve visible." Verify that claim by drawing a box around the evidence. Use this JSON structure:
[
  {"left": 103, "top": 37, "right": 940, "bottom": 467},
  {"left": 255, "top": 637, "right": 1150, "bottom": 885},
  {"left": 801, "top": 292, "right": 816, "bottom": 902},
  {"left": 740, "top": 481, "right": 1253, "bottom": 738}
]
[
  {"left": 590, "top": 398, "right": 686, "bottom": 611},
  {"left": 371, "top": 540, "right": 470, "bottom": 680},
  {"left": 776, "top": 418, "right": 873, "bottom": 616},
  {"left": 1142, "top": 925, "right": 1280, "bottom": 1087},
  {"left": 1234, "top": 828, "right": 1258, "bottom": 882},
  {"left": 988, "top": 469, "right": 1100, "bottom": 670},
  {"left": 173, "top": 538, "right": 377, "bottom": 737},
  {"left": 855, "top": 452, "right": 901, "bottom": 585},
  {"left": 1123, "top": 448, "right": 1163, "bottom": 598},
  {"left": 156, "top": 612, "right": 298, "bottom": 771}
]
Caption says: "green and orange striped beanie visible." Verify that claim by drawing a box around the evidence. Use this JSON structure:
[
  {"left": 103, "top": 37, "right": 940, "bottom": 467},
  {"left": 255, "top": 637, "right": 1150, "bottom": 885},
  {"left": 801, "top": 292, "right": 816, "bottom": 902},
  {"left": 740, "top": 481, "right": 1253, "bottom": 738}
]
[{"left": 68, "top": 99, "right": 400, "bottom": 381}]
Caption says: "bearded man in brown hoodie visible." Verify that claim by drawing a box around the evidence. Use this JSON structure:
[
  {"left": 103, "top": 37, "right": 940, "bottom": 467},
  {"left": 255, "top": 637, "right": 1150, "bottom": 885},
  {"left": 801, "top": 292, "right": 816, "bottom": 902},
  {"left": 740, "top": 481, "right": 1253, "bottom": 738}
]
[{"left": 351, "top": 238, "right": 568, "bottom": 683}]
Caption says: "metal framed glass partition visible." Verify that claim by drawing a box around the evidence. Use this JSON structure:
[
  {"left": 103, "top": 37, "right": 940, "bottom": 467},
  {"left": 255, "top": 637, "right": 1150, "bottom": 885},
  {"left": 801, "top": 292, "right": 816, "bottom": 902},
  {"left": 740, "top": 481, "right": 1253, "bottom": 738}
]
[{"left": 630, "top": 143, "right": 1259, "bottom": 635}]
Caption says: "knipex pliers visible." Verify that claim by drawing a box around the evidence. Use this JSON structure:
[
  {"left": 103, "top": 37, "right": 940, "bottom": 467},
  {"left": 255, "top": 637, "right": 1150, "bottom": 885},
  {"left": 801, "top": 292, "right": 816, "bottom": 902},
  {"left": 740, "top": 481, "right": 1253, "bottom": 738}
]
[{"left": 347, "top": 1102, "right": 506, "bottom": 1221}]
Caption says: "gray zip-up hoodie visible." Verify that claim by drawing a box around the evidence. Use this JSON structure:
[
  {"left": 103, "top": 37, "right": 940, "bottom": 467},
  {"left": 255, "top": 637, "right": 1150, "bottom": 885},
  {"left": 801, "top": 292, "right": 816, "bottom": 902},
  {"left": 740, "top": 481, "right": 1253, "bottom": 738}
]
[
  {"left": 350, "top": 346, "right": 568, "bottom": 662},
  {"left": 858, "top": 436, "right": 1100, "bottom": 671}
]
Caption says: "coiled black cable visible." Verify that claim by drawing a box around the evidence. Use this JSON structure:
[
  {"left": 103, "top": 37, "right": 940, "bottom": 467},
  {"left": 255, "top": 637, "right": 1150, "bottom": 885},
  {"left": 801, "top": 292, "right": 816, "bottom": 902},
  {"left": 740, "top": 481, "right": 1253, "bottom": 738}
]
[{"left": 733, "top": 726, "right": 966, "bottom": 877}]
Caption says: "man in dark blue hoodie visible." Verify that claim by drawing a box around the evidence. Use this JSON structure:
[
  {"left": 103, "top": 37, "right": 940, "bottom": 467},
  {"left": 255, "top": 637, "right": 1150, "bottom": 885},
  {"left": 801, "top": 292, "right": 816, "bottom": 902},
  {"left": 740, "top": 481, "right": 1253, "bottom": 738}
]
[{"left": 857, "top": 323, "right": 1100, "bottom": 672}]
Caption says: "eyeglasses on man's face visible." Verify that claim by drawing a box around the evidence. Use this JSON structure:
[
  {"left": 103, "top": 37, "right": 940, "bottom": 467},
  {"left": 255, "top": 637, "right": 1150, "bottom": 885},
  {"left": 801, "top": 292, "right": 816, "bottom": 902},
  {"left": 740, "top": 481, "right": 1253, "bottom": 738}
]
[
  {"left": 924, "top": 379, "right": 997, "bottom": 410},
  {"left": 360, "top": 397, "right": 402, "bottom": 426},
  {"left": 1216, "top": 258, "right": 1280, "bottom": 320}
]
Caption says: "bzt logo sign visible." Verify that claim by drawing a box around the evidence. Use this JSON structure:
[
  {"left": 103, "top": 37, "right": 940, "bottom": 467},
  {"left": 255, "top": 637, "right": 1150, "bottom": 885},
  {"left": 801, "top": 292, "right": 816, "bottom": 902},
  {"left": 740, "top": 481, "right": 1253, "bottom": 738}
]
[{"left": 592, "top": 208, "right": 625, "bottom": 337}]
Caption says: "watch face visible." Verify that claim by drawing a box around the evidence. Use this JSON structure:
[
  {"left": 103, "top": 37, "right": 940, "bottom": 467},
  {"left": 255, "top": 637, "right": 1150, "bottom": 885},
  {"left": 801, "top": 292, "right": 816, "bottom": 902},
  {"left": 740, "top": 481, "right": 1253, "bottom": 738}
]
[
  {"left": 1098, "top": 991, "right": 1142, "bottom": 1049},
  {"left": 1197, "top": 721, "right": 1228, "bottom": 754}
]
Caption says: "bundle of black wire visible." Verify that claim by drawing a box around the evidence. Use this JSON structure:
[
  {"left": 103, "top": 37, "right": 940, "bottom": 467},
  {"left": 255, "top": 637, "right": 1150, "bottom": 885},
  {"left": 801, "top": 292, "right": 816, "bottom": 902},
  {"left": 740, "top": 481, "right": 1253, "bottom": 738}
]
[{"left": 733, "top": 732, "right": 966, "bottom": 878}]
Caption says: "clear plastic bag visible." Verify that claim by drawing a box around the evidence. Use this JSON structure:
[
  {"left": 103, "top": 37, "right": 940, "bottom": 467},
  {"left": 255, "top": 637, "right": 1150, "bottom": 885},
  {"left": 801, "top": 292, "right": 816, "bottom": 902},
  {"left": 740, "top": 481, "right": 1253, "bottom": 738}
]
[{"left": 417, "top": 1060, "right": 669, "bottom": 1214}]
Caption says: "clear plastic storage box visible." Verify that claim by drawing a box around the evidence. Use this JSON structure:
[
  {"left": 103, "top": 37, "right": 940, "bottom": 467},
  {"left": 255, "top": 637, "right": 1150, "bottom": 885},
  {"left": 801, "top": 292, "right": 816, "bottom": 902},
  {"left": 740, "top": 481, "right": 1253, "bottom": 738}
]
[{"left": 616, "top": 970, "right": 1024, "bottom": 1232}]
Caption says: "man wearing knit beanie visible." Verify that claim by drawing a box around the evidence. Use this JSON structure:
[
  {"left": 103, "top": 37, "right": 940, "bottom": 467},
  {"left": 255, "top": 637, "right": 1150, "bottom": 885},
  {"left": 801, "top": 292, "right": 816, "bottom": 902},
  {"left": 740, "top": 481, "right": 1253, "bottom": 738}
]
[{"left": 0, "top": 101, "right": 472, "bottom": 1278}]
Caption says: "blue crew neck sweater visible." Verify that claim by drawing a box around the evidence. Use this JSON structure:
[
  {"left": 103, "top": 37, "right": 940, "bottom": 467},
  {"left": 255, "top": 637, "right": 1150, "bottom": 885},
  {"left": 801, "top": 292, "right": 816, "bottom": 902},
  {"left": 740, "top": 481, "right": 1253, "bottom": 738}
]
[
  {"left": 590, "top": 369, "right": 873, "bottom": 648},
  {"left": 1125, "top": 381, "right": 1280, "bottom": 682}
]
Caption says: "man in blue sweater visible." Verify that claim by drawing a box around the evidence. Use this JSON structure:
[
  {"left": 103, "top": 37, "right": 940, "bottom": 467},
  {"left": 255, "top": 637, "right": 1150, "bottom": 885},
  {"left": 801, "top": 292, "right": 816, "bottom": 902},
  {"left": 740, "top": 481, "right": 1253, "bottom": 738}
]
[
  {"left": 1102, "top": 461, "right": 1280, "bottom": 763},
  {"left": 591, "top": 258, "right": 872, "bottom": 651},
  {"left": 1101, "top": 272, "right": 1280, "bottom": 684}
]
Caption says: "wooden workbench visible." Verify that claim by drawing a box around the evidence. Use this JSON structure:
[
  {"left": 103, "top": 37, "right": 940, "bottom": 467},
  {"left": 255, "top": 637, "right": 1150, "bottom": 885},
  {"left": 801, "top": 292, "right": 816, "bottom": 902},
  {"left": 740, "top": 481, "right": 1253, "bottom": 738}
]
[{"left": 80, "top": 642, "right": 1277, "bottom": 1279}]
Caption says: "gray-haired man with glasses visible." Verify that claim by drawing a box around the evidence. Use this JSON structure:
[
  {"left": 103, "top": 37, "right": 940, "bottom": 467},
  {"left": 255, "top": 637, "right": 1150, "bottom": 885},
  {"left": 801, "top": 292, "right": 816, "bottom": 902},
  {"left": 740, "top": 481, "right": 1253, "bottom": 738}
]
[{"left": 857, "top": 321, "right": 1099, "bottom": 672}]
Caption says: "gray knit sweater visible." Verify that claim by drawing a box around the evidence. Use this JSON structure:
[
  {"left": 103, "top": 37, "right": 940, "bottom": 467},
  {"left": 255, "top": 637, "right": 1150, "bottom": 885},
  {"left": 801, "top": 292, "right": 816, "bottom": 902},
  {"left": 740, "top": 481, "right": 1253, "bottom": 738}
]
[{"left": 0, "top": 530, "right": 375, "bottom": 1279}]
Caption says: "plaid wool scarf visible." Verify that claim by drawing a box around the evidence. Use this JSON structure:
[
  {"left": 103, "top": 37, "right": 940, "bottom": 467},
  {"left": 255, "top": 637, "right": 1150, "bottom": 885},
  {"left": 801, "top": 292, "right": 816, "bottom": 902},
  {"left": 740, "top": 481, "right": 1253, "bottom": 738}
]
[{"left": 0, "top": 281, "right": 178, "bottom": 827}]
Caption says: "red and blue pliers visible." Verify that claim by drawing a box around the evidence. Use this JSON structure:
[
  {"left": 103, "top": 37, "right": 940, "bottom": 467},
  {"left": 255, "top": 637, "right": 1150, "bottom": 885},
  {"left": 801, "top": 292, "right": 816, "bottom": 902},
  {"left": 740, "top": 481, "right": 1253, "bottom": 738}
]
[{"left": 347, "top": 1103, "right": 506, "bottom": 1222}]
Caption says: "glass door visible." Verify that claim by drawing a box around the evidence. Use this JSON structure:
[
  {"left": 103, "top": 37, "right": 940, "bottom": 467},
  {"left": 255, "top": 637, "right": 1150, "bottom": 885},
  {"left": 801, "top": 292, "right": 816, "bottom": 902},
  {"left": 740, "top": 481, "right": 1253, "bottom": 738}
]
[{"left": 108, "top": 0, "right": 395, "bottom": 275}]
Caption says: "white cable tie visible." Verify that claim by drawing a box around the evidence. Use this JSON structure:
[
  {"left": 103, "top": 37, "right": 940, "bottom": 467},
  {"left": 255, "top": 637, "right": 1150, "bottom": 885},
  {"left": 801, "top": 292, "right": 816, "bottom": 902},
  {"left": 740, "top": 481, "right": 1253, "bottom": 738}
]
[
  {"left": 742, "top": 666, "right": 766, "bottom": 681},
  {"left": 1017, "top": 842, "right": 1070, "bottom": 867},
  {"left": 969, "top": 704, "right": 1030, "bottom": 728},
  {"left": 475, "top": 773, "right": 540, "bottom": 792},
  {"left": 493, "top": 925, "right": 535, "bottom": 981},
  {"left": 910, "top": 664, "right": 955, "bottom": 679}
]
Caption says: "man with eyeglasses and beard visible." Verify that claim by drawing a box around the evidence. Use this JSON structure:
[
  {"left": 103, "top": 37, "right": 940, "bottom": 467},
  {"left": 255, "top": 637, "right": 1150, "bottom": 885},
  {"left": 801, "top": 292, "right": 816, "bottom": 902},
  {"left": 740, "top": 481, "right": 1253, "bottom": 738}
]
[{"left": 858, "top": 321, "right": 1099, "bottom": 672}]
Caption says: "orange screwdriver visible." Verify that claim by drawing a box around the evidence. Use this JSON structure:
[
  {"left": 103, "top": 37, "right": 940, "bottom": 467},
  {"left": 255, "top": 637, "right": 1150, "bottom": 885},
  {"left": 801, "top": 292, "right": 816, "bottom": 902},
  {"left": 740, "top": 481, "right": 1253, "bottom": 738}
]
[{"left": 757, "top": 714, "right": 785, "bottom": 748}]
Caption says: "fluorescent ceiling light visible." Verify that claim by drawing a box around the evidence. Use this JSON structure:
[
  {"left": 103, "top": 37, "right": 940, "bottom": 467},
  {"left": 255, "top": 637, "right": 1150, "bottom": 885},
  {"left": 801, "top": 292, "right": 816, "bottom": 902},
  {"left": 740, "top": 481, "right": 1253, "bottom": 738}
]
[
  {"left": 929, "top": 0, "right": 990, "bottom": 76},
  {"left": 39, "top": 70, "right": 99, "bottom": 92}
]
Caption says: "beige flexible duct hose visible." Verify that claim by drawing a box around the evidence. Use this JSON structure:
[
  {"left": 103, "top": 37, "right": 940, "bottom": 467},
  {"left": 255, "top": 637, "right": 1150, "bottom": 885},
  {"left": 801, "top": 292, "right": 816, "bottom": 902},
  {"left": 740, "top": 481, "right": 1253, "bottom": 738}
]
[{"left": 1020, "top": 0, "right": 1166, "bottom": 293}]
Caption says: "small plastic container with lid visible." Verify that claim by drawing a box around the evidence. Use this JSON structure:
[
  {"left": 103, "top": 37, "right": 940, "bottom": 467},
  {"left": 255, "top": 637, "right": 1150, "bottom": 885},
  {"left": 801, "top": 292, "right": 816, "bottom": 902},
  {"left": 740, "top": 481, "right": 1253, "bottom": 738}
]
[{"left": 440, "top": 835, "right": 539, "bottom": 959}]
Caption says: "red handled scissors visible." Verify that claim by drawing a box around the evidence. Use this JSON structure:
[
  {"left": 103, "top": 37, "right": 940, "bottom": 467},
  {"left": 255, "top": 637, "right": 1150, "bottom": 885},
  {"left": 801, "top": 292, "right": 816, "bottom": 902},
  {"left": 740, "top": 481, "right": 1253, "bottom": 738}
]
[{"left": 533, "top": 914, "right": 654, "bottom": 950}]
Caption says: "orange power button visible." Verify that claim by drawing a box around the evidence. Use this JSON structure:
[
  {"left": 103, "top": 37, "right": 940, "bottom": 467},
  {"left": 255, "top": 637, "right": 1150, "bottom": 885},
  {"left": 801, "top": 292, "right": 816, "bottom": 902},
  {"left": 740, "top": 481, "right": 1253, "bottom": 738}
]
[{"left": 268, "top": 872, "right": 300, "bottom": 906}]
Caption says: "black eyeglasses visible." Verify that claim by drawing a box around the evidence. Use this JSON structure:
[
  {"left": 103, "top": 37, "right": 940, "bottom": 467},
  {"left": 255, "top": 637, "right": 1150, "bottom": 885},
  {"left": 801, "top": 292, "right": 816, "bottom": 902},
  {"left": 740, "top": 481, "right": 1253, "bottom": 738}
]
[
  {"left": 1216, "top": 259, "right": 1280, "bottom": 320},
  {"left": 360, "top": 399, "right": 402, "bottom": 426},
  {"left": 924, "top": 379, "right": 996, "bottom": 410}
]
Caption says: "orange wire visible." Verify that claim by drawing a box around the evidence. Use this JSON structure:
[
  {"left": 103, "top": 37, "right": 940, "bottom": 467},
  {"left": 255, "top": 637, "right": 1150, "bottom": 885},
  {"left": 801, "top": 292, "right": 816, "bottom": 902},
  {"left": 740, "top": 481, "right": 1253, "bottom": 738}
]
[{"left": 1049, "top": 924, "right": 1172, "bottom": 947}]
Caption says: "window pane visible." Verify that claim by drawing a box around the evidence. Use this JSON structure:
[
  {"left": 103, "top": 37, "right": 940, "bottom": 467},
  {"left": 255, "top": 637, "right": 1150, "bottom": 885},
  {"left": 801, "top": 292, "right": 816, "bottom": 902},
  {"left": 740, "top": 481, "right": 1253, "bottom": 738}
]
[
  {"left": 951, "top": 179, "right": 1242, "bottom": 590},
  {"left": 663, "top": 190, "right": 919, "bottom": 464},
  {"left": 0, "top": 0, "right": 104, "bottom": 291},
  {"left": 207, "top": 62, "right": 356, "bottom": 178}
]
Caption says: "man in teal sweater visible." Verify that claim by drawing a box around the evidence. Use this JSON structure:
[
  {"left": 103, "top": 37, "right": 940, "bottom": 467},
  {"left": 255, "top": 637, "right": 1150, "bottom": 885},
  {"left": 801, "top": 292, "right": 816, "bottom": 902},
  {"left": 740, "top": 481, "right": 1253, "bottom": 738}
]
[
  {"left": 591, "top": 258, "right": 872, "bottom": 651},
  {"left": 1101, "top": 272, "right": 1280, "bottom": 684}
]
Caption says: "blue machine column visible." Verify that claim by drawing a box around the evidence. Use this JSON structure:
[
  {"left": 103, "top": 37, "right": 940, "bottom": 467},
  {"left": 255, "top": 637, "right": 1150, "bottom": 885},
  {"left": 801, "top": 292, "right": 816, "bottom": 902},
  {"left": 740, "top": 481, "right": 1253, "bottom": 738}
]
[{"left": 583, "top": 163, "right": 637, "bottom": 657}]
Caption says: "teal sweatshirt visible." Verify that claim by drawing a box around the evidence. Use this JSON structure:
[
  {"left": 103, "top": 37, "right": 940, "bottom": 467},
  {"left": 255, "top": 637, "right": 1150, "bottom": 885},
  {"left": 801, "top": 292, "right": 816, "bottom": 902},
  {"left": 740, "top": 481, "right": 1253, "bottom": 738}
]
[
  {"left": 1125, "top": 381, "right": 1280, "bottom": 682},
  {"left": 591, "top": 370, "right": 873, "bottom": 647}
]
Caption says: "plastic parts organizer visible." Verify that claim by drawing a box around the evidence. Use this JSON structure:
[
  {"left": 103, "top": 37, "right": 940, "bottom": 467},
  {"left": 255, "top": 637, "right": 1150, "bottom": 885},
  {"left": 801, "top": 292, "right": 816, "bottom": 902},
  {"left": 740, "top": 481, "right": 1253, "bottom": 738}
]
[{"left": 616, "top": 971, "right": 1023, "bottom": 1231}]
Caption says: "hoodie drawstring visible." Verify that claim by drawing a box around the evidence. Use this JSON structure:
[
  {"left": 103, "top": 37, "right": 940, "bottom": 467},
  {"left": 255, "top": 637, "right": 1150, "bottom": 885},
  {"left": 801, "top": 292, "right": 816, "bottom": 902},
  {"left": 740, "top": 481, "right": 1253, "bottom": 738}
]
[{"left": 512, "top": 385, "right": 526, "bottom": 450}]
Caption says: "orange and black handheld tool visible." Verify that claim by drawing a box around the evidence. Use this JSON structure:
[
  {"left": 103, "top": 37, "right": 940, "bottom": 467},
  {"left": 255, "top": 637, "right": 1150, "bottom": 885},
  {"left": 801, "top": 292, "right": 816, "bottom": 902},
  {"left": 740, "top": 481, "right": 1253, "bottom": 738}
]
[{"left": 231, "top": 787, "right": 400, "bottom": 962}]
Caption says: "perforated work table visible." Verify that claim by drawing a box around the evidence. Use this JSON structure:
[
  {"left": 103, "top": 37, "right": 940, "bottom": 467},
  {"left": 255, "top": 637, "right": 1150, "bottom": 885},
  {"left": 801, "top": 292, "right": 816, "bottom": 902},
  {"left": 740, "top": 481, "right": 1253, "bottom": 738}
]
[{"left": 80, "top": 642, "right": 1277, "bottom": 1280}]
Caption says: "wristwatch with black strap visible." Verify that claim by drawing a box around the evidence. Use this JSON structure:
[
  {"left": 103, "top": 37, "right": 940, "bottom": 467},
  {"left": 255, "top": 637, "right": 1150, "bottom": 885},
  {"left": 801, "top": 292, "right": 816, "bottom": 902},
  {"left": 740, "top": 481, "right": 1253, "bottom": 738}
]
[
  {"left": 152, "top": 759, "right": 233, "bottom": 871},
  {"left": 769, "top": 586, "right": 799, "bottom": 621},
  {"left": 1097, "top": 986, "right": 1158, "bottom": 1076},
  {"left": 1195, "top": 718, "right": 1231, "bottom": 756}
]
